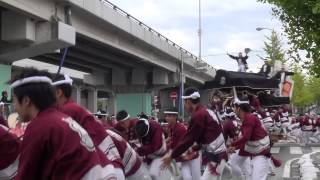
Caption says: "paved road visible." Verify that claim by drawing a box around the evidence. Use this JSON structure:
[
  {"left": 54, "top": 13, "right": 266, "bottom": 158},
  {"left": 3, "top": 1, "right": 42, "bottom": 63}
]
[
  {"left": 158, "top": 144, "right": 320, "bottom": 180},
  {"left": 268, "top": 146, "right": 317, "bottom": 180},
  {"left": 220, "top": 144, "right": 320, "bottom": 180}
]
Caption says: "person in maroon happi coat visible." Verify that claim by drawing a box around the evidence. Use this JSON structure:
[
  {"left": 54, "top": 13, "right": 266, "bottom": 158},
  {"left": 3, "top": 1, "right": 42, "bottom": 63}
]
[
  {"left": 134, "top": 115, "right": 167, "bottom": 180},
  {"left": 164, "top": 108, "right": 201, "bottom": 180},
  {"left": 228, "top": 99, "right": 271, "bottom": 180},
  {"left": 0, "top": 124, "right": 20, "bottom": 179},
  {"left": 162, "top": 87, "right": 227, "bottom": 180},
  {"left": 53, "top": 74, "right": 148, "bottom": 180},
  {"left": 10, "top": 68, "right": 116, "bottom": 180}
]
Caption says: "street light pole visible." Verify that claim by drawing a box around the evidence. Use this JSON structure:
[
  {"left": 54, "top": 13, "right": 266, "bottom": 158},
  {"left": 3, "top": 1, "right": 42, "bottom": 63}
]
[
  {"left": 198, "top": 0, "right": 202, "bottom": 61},
  {"left": 256, "top": 27, "right": 276, "bottom": 72},
  {"left": 180, "top": 53, "right": 184, "bottom": 120}
]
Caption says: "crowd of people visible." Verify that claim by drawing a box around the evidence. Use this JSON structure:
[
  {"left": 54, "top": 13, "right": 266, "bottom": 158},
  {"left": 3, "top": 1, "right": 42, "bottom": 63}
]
[{"left": 0, "top": 68, "right": 317, "bottom": 180}]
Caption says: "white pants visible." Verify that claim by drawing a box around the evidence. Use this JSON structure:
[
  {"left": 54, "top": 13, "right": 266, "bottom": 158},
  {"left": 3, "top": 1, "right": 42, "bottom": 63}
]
[
  {"left": 313, "top": 128, "right": 320, "bottom": 137},
  {"left": 238, "top": 65, "right": 246, "bottom": 72},
  {"left": 180, "top": 156, "right": 201, "bottom": 180},
  {"left": 288, "top": 129, "right": 301, "bottom": 143},
  {"left": 201, "top": 160, "right": 226, "bottom": 180},
  {"left": 228, "top": 152, "right": 251, "bottom": 180},
  {"left": 267, "top": 157, "right": 275, "bottom": 173},
  {"left": 127, "top": 164, "right": 152, "bottom": 180},
  {"left": 281, "top": 122, "right": 290, "bottom": 136},
  {"left": 251, "top": 156, "right": 269, "bottom": 180},
  {"left": 301, "top": 131, "right": 313, "bottom": 143},
  {"left": 148, "top": 158, "right": 162, "bottom": 180},
  {"left": 147, "top": 158, "right": 174, "bottom": 180},
  {"left": 82, "top": 164, "right": 117, "bottom": 180},
  {"left": 114, "top": 167, "right": 125, "bottom": 180}
]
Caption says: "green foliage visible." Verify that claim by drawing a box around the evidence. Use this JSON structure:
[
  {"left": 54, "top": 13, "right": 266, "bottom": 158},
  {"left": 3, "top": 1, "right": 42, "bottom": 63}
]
[
  {"left": 263, "top": 30, "right": 286, "bottom": 64},
  {"left": 258, "top": 0, "right": 320, "bottom": 76},
  {"left": 291, "top": 65, "right": 320, "bottom": 108}
]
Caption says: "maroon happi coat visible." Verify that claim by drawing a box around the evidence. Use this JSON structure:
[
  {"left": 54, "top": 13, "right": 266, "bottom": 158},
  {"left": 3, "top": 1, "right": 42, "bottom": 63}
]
[
  {"left": 61, "top": 100, "right": 141, "bottom": 175},
  {"left": 0, "top": 124, "right": 20, "bottom": 179},
  {"left": 168, "top": 122, "right": 199, "bottom": 162},
  {"left": 15, "top": 108, "right": 104, "bottom": 180},
  {"left": 114, "top": 119, "right": 140, "bottom": 147},
  {"left": 232, "top": 113, "right": 270, "bottom": 157},
  {"left": 222, "top": 118, "right": 239, "bottom": 142},
  {"left": 171, "top": 105, "right": 226, "bottom": 159},
  {"left": 137, "top": 120, "right": 167, "bottom": 160}
]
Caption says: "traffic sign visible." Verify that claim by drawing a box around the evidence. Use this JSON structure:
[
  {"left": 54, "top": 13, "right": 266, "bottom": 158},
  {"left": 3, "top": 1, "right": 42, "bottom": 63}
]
[{"left": 170, "top": 91, "right": 178, "bottom": 100}]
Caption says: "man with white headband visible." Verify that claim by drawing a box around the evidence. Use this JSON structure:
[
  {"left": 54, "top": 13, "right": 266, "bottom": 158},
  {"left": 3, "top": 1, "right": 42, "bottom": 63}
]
[
  {"left": 228, "top": 99, "right": 271, "bottom": 180},
  {"left": 113, "top": 111, "right": 153, "bottom": 180},
  {"left": 53, "top": 74, "right": 148, "bottom": 180},
  {"left": 222, "top": 109, "right": 239, "bottom": 144},
  {"left": 114, "top": 110, "right": 140, "bottom": 146},
  {"left": 162, "top": 87, "right": 227, "bottom": 180},
  {"left": 10, "top": 68, "right": 116, "bottom": 180},
  {"left": 223, "top": 108, "right": 251, "bottom": 180},
  {"left": 134, "top": 115, "right": 167, "bottom": 180},
  {"left": 164, "top": 107, "right": 201, "bottom": 180}
]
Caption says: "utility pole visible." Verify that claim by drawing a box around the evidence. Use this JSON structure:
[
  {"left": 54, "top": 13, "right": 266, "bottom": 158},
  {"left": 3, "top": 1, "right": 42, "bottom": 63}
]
[
  {"left": 198, "top": 0, "right": 202, "bottom": 62},
  {"left": 180, "top": 53, "right": 184, "bottom": 119}
]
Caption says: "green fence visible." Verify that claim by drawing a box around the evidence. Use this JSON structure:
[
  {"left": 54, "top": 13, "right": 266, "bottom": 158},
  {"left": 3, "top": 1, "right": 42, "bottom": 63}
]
[
  {"left": 116, "top": 93, "right": 151, "bottom": 117},
  {"left": 0, "top": 64, "right": 11, "bottom": 97}
]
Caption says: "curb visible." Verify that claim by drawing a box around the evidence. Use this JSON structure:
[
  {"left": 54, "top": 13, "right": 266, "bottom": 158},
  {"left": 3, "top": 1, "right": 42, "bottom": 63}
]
[{"left": 273, "top": 143, "right": 320, "bottom": 147}]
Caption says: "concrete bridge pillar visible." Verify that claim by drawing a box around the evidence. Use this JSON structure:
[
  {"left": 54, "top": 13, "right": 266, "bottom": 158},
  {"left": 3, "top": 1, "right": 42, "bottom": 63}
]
[
  {"left": 88, "top": 88, "right": 98, "bottom": 113},
  {"left": 71, "top": 86, "right": 81, "bottom": 105},
  {"left": 107, "top": 94, "right": 116, "bottom": 115},
  {"left": 153, "top": 69, "right": 168, "bottom": 85}
]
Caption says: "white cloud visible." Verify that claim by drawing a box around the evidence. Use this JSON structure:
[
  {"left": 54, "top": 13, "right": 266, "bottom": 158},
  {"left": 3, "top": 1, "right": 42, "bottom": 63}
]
[
  {"left": 224, "top": 32, "right": 263, "bottom": 53},
  {"left": 108, "top": 0, "right": 268, "bottom": 23},
  {"left": 157, "top": 27, "right": 198, "bottom": 53},
  {"left": 107, "top": 0, "right": 284, "bottom": 72}
]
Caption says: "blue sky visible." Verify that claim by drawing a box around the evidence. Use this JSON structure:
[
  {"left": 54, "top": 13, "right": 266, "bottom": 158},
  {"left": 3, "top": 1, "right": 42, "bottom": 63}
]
[{"left": 108, "top": 0, "right": 286, "bottom": 72}]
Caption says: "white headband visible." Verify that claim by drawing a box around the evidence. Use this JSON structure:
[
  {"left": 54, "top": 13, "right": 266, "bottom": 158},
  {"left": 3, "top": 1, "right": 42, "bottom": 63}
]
[
  {"left": 52, "top": 74, "right": 73, "bottom": 86},
  {"left": 119, "top": 114, "right": 130, "bottom": 121},
  {"left": 10, "top": 76, "right": 52, "bottom": 89},
  {"left": 164, "top": 111, "right": 178, "bottom": 114},
  {"left": 234, "top": 98, "right": 249, "bottom": 105},
  {"left": 182, "top": 91, "right": 201, "bottom": 99},
  {"left": 94, "top": 111, "right": 108, "bottom": 116},
  {"left": 140, "top": 119, "right": 150, "bottom": 137},
  {"left": 225, "top": 112, "right": 235, "bottom": 117}
]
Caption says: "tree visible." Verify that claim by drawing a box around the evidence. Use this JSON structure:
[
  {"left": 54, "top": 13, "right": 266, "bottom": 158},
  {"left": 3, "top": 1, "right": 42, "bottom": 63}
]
[
  {"left": 291, "top": 66, "right": 315, "bottom": 109},
  {"left": 263, "top": 30, "right": 286, "bottom": 66},
  {"left": 306, "top": 76, "right": 320, "bottom": 104},
  {"left": 258, "top": 0, "right": 320, "bottom": 76}
]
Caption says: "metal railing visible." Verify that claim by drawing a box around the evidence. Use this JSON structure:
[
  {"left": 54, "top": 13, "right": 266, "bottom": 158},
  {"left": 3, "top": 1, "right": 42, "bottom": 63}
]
[{"left": 100, "top": 0, "right": 214, "bottom": 70}]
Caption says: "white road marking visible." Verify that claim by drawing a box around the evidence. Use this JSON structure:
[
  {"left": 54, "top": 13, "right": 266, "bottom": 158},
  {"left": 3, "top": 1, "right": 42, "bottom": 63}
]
[
  {"left": 283, "top": 158, "right": 299, "bottom": 178},
  {"left": 271, "top": 147, "right": 280, "bottom": 154},
  {"left": 311, "top": 147, "right": 320, "bottom": 152},
  {"left": 290, "top": 147, "right": 303, "bottom": 154}
]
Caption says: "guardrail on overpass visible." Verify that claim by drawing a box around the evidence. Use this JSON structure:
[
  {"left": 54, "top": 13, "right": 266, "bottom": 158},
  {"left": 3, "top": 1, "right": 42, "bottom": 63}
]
[{"left": 99, "top": 0, "right": 214, "bottom": 70}]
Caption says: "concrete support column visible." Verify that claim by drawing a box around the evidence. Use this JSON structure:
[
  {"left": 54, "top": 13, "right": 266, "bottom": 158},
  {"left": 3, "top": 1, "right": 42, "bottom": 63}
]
[
  {"left": 71, "top": 86, "right": 81, "bottom": 104},
  {"left": 88, "top": 88, "right": 98, "bottom": 113},
  {"left": 108, "top": 94, "right": 116, "bottom": 115},
  {"left": 153, "top": 69, "right": 168, "bottom": 85}
]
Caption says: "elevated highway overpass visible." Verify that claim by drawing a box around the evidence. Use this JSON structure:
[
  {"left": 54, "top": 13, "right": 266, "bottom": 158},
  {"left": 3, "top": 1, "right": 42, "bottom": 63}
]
[{"left": 0, "top": 0, "right": 216, "bottom": 115}]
